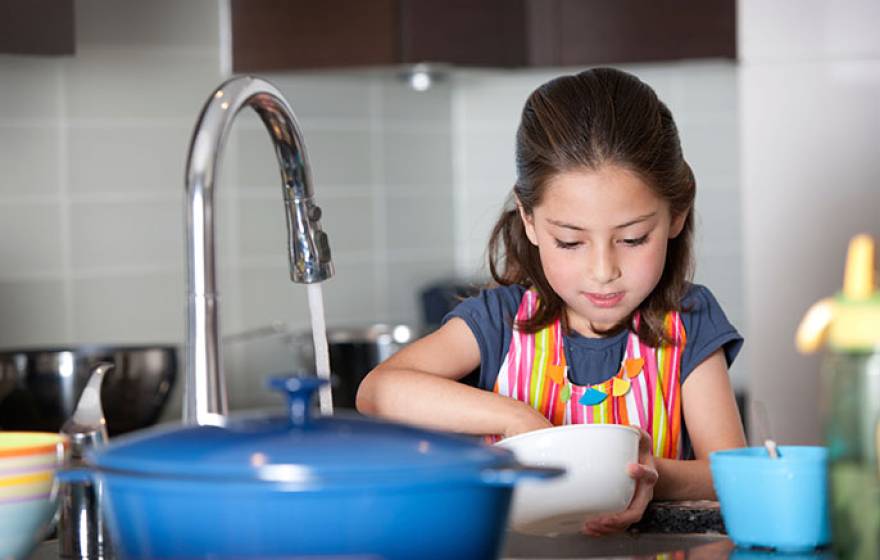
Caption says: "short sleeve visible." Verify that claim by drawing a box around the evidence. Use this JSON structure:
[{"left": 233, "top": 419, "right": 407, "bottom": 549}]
[
  {"left": 442, "top": 284, "right": 525, "bottom": 389},
  {"left": 679, "top": 284, "right": 744, "bottom": 384}
]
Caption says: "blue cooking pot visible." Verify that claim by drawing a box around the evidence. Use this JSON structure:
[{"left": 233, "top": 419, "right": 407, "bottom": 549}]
[{"left": 66, "top": 377, "right": 561, "bottom": 560}]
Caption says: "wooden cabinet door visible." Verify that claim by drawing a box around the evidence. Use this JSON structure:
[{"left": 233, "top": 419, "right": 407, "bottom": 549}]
[
  {"left": 230, "top": 0, "right": 736, "bottom": 73},
  {"left": 0, "top": 0, "right": 74, "bottom": 55},
  {"left": 231, "top": 0, "right": 398, "bottom": 72},
  {"left": 399, "top": 0, "right": 529, "bottom": 67},
  {"left": 546, "top": 0, "right": 736, "bottom": 66}
]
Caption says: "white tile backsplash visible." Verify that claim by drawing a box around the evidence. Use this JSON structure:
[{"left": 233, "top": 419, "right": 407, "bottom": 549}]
[
  {"left": 382, "top": 129, "right": 453, "bottom": 188},
  {"left": 380, "top": 78, "right": 453, "bottom": 123},
  {"left": 453, "top": 70, "right": 550, "bottom": 124},
  {"left": 236, "top": 263, "right": 313, "bottom": 331},
  {"left": 679, "top": 122, "right": 739, "bottom": 190},
  {"left": 0, "top": 126, "right": 62, "bottom": 196},
  {"left": 68, "top": 124, "right": 192, "bottom": 195},
  {"left": 71, "top": 270, "right": 185, "bottom": 344},
  {"left": 320, "top": 259, "right": 381, "bottom": 325},
  {"left": 235, "top": 125, "right": 375, "bottom": 189},
  {"left": 0, "top": 202, "right": 64, "bottom": 276},
  {"left": 0, "top": 279, "right": 68, "bottom": 347},
  {"left": 264, "top": 74, "right": 375, "bottom": 122},
  {"left": 386, "top": 192, "right": 454, "bottom": 252},
  {"left": 739, "top": 0, "right": 880, "bottom": 62},
  {"left": 317, "top": 194, "right": 377, "bottom": 255},
  {"left": 64, "top": 49, "right": 222, "bottom": 120},
  {"left": 459, "top": 129, "right": 517, "bottom": 195},
  {"left": 667, "top": 62, "right": 739, "bottom": 125},
  {"left": 386, "top": 250, "right": 456, "bottom": 325},
  {"left": 304, "top": 127, "right": 376, "bottom": 188},
  {"left": 0, "top": 56, "right": 61, "bottom": 121},
  {"left": 237, "top": 259, "right": 379, "bottom": 332},
  {"left": 693, "top": 189, "right": 742, "bottom": 256},
  {"left": 235, "top": 197, "right": 287, "bottom": 258},
  {"left": 236, "top": 192, "right": 376, "bottom": 257},
  {"left": 69, "top": 199, "right": 184, "bottom": 270}
]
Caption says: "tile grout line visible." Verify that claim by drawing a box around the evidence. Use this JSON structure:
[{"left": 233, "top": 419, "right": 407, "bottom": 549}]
[
  {"left": 369, "top": 77, "right": 389, "bottom": 323},
  {"left": 223, "top": 129, "right": 242, "bottom": 340},
  {"left": 450, "top": 73, "right": 470, "bottom": 278},
  {"left": 217, "top": 0, "right": 232, "bottom": 79},
  {"left": 213, "top": 47, "right": 238, "bottom": 341},
  {"left": 57, "top": 59, "right": 75, "bottom": 344}
]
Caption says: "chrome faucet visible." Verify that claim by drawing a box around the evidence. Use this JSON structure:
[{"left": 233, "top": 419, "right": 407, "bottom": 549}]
[{"left": 183, "top": 76, "right": 334, "bottom": 426}]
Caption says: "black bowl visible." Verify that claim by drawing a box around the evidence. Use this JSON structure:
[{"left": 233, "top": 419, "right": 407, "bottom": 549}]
[{"left": 0, "top": 345, "right": 178, "bottom": 436}]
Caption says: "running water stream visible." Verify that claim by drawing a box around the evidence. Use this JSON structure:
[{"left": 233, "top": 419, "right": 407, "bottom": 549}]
[{"left": 307, "top": 283, "right": 333, "bottom": 415}]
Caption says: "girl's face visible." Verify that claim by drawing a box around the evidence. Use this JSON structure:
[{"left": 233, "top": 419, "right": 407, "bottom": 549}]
[{"left": 519, "top": 165, "right": 687, "bottom": 337}]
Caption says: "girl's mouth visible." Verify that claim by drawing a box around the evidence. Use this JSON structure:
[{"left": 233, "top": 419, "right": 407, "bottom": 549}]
[{"left": 585, "top": 292, "right": 625, "bottom": 308}]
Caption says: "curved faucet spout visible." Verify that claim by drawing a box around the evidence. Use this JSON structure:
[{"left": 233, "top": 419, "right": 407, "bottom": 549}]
[{"left": 184, "top": 76, "right": 334, "bottom": 426}]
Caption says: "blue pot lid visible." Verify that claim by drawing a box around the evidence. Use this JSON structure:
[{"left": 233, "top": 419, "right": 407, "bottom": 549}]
[{"left": 88, "top": 377, "right": 517, "bottom": 487}]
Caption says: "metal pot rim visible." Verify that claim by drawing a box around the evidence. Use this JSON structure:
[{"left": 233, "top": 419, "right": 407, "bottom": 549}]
[{"left": 0, "top": 344, "right": 179, "bottom": 357}]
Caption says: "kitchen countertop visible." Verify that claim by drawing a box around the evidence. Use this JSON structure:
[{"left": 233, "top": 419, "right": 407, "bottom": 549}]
[{"left": 28, "top": 535, "right": 834, "bottom": 560}]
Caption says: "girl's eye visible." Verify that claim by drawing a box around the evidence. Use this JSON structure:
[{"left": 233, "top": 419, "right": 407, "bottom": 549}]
[
  {"left": 620, "top": 235, "right": 649, "bottom": 247},
  {"left": 554, "top": 239, "right": 581, "bottom": 250}
]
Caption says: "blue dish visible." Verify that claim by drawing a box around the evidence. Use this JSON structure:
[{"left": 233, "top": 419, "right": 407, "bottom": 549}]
[
  {"left": 62, "top": 377, "right": 562, "bottom": 560},
  {"left": 710, "top": 446, "right": 830, "bottom": 552}
]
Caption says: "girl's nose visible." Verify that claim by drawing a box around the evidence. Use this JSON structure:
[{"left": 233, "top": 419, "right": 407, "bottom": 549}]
[{"left": 591, "top": 246, "right": 621, "bottom": 284}]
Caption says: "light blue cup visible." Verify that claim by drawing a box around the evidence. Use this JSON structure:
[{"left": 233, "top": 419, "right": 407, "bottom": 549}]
[{"left": 710, "top": 446, "right": 830, "bottom": 552}]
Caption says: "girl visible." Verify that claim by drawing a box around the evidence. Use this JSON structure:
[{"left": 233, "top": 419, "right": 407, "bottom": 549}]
[{"left": 357, "top": 67, "right": 746, "bottom": 534}]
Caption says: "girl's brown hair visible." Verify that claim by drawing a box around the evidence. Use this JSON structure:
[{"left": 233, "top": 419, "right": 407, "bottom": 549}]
[{"left": 488, "top": 67, "right": 695, "bottom": 347}]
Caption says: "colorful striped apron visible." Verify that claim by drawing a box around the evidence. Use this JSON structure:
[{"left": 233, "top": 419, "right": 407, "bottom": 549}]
[{"left": 493, "top": 289, "right": 687, "bottom": 459}]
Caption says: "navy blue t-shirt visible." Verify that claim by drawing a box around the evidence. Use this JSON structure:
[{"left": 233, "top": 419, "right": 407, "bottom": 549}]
[{"left": 444, "top": 283, "right": 742, "bottom": 391}]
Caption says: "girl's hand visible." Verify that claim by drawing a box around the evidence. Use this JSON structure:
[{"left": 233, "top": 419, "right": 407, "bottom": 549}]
[
  {"left": 502, "top": 402, "right": 553, "bottom": 439},
  {"left": 582, "top": 429, "right": 658, "bottom": 536}
]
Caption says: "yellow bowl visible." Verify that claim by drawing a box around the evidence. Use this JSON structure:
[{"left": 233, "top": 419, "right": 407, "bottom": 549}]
[
  {"left": 0, "top": 432, "right": 68, "bottom": 461},
  {"left": 0, "top": 468, "right": 58, "bottom": 501},
  {"left": 0, "top": 432, "right": 67, "bottom": 500},
  {"left": 0, "top": 433, "right": 67, "bottom": 559}
]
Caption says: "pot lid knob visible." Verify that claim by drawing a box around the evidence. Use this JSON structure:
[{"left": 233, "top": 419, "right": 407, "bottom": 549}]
[{"left": 268, "top": 376, "right": 326, "bottom": 427}]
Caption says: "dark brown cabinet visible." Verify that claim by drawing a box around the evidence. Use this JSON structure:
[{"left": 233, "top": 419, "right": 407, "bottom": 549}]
[
  {"left": 231, "top": 0, "right": 735, "bottom": 73},
  {"left": 0, "top": 0, "right": 75, "bottom": 56}
]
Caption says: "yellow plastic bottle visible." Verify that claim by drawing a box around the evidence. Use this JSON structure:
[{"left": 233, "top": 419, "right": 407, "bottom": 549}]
[{"left": 797, "top": 234, "right": 880, "bottom": 559}]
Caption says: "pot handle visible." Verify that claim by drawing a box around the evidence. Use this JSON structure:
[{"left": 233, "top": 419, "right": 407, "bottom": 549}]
[
  {"left": 55, "top": 467, "right": 94, "bottom": 484},
  {"left": 268, "top": 376, "right": 327, "bottom": 427},
  {"left": 481, "top": 464, "right": 565, "bottom": 487}
]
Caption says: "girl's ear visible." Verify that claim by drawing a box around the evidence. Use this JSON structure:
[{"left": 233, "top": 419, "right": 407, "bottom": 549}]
[
  {"left": 517, "top": 200, "right": 539, "bottom": 246},
  {"left": 669, "top": 210, "right": 688, "bottom": 239}
]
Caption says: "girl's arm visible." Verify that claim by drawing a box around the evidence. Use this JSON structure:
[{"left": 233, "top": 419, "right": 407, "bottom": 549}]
[
  {"left": 356, "top": 317, "right": 552, "bottom": 437},
  {"left": 654, "top": 348, "right": 747, "bottom": 500},
  {"left": 585, "top": 348, "right": 745, "bottom": 535}
]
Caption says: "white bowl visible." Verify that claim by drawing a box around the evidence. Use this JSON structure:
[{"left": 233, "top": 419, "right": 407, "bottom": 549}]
[{"left": 496, "top": 424, "right": 640, "bottom": 536}]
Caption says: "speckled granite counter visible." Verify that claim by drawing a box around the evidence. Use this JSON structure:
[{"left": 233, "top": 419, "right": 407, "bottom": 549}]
[
  {"left": 26, "top": 502, "right": 831, "bottom": 560},
  {"left": 31, "top": 534, "right": 733, "bottom": 560},
  {"left": 30, "top": 535, "right": 836, "bottom": 559}
]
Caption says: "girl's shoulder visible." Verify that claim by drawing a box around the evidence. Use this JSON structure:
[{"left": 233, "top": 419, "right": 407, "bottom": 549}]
[
  {"left": 442, "top": 284, "right": 528, "bottom": 391},
  {"left": 679, "top": 283, "right": 736, "bottom": 331},
  {"left": 445, "top": 283, "right": 527, "bottom": 328},
  {"left": 678, "top": 283, "right": 743, "bottom": 377},
  {"left": 680, "top": 283, "right": 723, "bottom": 313}
]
